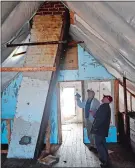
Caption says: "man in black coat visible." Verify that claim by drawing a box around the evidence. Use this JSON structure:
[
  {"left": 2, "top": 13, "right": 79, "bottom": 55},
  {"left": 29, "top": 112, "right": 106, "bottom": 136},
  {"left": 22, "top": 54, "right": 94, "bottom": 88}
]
[{"left": 91, "top": 95, "right": 113, "bottom": 168}]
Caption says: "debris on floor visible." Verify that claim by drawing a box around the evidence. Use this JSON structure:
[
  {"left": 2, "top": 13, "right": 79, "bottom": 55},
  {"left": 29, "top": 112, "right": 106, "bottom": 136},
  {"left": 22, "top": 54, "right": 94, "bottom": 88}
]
[{"left": 38, "top": 155, "right": 59, "bottom": 166}]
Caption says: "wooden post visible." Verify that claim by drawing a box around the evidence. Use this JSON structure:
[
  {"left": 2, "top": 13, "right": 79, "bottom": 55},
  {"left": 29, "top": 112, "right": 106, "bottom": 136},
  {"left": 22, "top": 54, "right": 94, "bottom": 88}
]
[
  {"left": 57, "top": 83, "right": 62, "bottom": 144},
  {"left": 123, "top": 77, "right": 128, "bottom": 114},
  {"left": 114, "top": 79, "right": 119, "bottom": 129},
  {"left": 130, "top": 94, "right": 132, "bottom": 112},
  {"left": 6, "top": 119, "right": 11, "bottom": 144},
  {"left": 45, "top": 120, "right": 51, "bottom": 154},
  {"left": 123, "top": 77, "right": 130, "bottom": 144}
]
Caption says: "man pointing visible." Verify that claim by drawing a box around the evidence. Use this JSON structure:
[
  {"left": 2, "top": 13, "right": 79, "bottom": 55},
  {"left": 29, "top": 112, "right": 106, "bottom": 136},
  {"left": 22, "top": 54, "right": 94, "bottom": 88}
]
[{"left": 75, "top": 90, "right": 100, "bottom": 150}]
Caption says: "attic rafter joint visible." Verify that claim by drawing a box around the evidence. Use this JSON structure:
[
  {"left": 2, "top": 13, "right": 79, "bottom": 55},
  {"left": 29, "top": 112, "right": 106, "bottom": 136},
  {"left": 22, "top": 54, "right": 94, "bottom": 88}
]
[{"left": 0, "top": 67, "right": 56, "bottom": 72}]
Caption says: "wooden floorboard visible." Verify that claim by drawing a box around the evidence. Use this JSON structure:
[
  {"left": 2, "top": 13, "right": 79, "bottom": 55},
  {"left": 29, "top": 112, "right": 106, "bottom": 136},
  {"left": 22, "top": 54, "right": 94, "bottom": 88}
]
[
  {"left": 2, "top": 123, "right": 135, "bottom": 168},
  {"left": 54, "top": 123, "right": 100, "bottom": 167}
]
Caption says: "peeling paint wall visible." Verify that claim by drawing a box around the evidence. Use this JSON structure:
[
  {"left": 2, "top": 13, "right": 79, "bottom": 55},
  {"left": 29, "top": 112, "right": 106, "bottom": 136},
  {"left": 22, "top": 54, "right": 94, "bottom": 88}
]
[
  {"left": 58, "top": 45, "right": 114, "bottom": 81},
  {"left": 1, "top": 45, "right": 116, "bottom": 146}
]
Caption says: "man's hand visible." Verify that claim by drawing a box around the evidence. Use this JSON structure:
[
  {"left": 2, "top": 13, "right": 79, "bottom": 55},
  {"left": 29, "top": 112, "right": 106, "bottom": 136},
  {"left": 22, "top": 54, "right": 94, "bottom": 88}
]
[{"left": 75, "top": 96, "right": 80, "bottom": 101}]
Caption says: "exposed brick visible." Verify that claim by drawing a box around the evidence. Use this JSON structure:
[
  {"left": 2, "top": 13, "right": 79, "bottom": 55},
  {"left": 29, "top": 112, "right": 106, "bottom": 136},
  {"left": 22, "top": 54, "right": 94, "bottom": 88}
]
[
  {"left": 42, "top": 11, "right": 53, "bottom": 15},
  {"left": 54, "top": 4, "right": 65, "bottom": 8},
  {"left": 58, "top": 7, "right": 66, "bottom": 12},
  {"left": 53, "top": 11, "right": 63, "bottom": 15},
  {"left": 49, "top": 8, "right": 58, "bottom": 11},
  {"left": 36, "top": 12, "right": 43, "bottom": 15},
  {"left": 41, "top": 8, "right": 49, "bottom": 11}
]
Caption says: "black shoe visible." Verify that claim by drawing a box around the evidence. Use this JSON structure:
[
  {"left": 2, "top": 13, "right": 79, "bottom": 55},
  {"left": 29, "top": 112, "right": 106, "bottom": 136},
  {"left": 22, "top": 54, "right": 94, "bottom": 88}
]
[
  {"left": 100, "top": 163, "right": 108, "bottom": 168},
  {"left": 100, "top": 161, "right": 111, "bottom": 168}
]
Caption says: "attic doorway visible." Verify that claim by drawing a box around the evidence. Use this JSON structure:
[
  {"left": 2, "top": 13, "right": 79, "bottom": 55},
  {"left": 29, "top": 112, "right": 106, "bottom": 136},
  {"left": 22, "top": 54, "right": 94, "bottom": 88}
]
[
  {"left": 58, "top": 81, "right": 83, "bottom": 144},
  {"left": 60, "top": 87, "right": 76, "bottom": 124}
]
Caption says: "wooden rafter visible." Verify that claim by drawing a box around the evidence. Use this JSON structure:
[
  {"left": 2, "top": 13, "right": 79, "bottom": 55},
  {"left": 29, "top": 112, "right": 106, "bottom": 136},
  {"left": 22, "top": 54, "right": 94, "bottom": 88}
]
[{"left": 0, "top": 67, "right": 56, "bottom": 72}]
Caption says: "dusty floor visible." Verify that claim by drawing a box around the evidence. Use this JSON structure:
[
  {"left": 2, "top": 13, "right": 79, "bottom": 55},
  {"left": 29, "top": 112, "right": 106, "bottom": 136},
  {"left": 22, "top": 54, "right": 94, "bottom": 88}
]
[{"left": 1, "top": 124, "right": 135, "bottom": 168}]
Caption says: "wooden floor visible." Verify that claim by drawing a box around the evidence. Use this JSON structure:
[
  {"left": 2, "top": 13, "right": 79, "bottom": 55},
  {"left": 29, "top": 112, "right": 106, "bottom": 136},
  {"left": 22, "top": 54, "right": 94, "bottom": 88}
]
[
  {"left": 54, "top": 123, "right": 100, "bottom": 167},
  {"left": 1, "top": 123, "right": 135, "bottom": 168}
]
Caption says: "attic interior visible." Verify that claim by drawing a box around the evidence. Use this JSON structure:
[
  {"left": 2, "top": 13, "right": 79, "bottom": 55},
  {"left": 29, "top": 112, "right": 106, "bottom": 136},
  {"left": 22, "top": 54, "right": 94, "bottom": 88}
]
[{"left": 1, "top": 1, "right": 135, "bottom": 168}]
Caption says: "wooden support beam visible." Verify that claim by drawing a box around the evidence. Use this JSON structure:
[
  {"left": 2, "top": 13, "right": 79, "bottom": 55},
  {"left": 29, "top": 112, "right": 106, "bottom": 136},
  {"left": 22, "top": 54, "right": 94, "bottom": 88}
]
[
  {"left": 68, "top": 41, "right": 84, "bottom": 46},
  {"left": 12, "top": 51, "right": 26, "bottom": 57},
  {"left": 119, "top": 80, "right": 135, "bottom": 98},
  {"left": 123, "top": 77, "right": 128, "bottom": 113},
  {"left": 70, "top": 11, "right": 75, "bottom": 24},
  {"left": 0, "top": 67, "right": 56, "bottom": 72},
  {"left": 123, "top": 77, "right": 130, "bottom": 143},
  {"left": 130, "top": 94, "right": 132, "bottom": 112},
  {"left": 1, "top": 150, "right": 8, "bottom": 154},
  {"left": 6, "top": 119, "right": 11, "bottom": 144},
  {"left": 114, "top": 79, "right": 119, "bottom": 128},
  {"left": 7, "top": 40, "right": 67, "bottom": 47}
]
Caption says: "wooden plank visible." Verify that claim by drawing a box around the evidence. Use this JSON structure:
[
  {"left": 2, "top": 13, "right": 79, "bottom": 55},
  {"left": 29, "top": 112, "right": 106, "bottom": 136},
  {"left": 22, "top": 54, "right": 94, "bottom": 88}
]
[
  {"left": 70, "top": 11, "right": 74, "bottom": 24},
  {"left": 45, "top": 121, "right": 51, "bottom": 154},
  {"left": 1, "top": 150, "right": 8, "bottom": 154},
  {"left": 57, "top": 83, "right": 62, "bottom": 144},
  {"left": 6, "top": 119, "right": 11, "bottom": 144},
  {"left": 114, "top": 80, "right": 119, "bottom": 128},
  {"left": 61, "top": 46, "right": 78, "bottom": 70},
  {"left": 0, "top": 67, "right": 56, "bottom": 72},
  {"left": 130, "top": 94, "right": 132, "bottom": 111}
]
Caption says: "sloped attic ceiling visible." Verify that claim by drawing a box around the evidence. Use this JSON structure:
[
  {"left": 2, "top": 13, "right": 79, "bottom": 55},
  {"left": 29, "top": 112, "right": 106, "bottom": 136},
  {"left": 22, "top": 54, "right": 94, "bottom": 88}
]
[{"left": 1, "top": 1, "right": 135, "bottom": 94}]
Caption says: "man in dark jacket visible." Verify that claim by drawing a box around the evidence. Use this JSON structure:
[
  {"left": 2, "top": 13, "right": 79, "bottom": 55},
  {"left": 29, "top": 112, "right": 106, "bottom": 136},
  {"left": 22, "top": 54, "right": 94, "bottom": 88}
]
[{"left": 91, "top": 95, "right": 113, "bottom": 168}]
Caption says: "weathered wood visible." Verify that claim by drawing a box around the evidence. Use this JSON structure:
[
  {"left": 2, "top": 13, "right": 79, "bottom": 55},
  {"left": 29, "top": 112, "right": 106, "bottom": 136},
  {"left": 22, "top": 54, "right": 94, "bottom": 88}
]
[
  {"left": 34, "top": 10, "right": 70, "bottom": 159},
  {"left": 61, "top": 45, "right": 78, "bottom": 70},
  {"left": 123, "top": 77, "right": 128, "bottom": 113},
  {"left": 6, "top": 119, "right": 11, "bottom": 144},
  {"left": 57, "top": 83, "right": 62, "bottom": 144},
  {"left": 0, "top": 67, "right": 56, "bottom": 72},
  {"left": 130, "top": 94, "right": 133, "bottom": 111},
  {"left": 70, "top": 11, "right": 74, "bottom": 24},
  {"left": 1, "top": 150, "right": 8, "bottom": 154},
  {"left": 45, "top": 121, "right": 51, "bottom": 154},
  {"left": 114, "top": 80, "right": 119, "bottom": 128}
]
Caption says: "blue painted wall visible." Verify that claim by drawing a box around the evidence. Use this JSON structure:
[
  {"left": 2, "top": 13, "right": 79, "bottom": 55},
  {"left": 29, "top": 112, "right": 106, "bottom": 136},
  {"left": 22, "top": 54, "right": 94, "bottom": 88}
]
[
  {"left": 1, "top": 45, "right": 116, "bottom": 144},
  {"left": 1, "top": 74, "right": 23, "bottom": 144}
]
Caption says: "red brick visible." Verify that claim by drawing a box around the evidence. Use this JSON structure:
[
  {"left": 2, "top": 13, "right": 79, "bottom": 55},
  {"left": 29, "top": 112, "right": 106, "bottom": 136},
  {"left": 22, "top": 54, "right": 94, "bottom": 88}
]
[
  {"left": 58, "top": 7, "right": 66, "bottom": 12},
  {"left": 49, "top": 8, "right": 58, "bottom": 11},
  {"left": 55, "top": 4, "right": 65, "bottom": 8},
  {"left": 44, "top": 3, "right": 54, "bottom": 8},
  {"left": 42, "top": 11, "right": 53, "bottom": 15},
  {"left": 36, "top": 12, "right": 43, "bottom": 15},
  {"left": 53, "top": 11, "right": 63, "bottom": 15}
]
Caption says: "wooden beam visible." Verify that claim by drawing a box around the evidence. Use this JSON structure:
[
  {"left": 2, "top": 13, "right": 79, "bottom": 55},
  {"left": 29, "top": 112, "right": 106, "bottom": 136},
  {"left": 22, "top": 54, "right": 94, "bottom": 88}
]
[
  {"left": 12, "top": 51, "right": 26, "bottom": 57},
  {"left": 6, "top": 119, "right": 11, "bottom": 144},
  {"left": 7, "top": 40, "right": 67, "bottom": 47},
  {"left": 0, "top": 67, "right": 56, "bottom": 72},
  {"left": 1, "top": 150, "right": 8, "bottom": 154},
  {"left": 68, "top": 41, "right": 84, "bottom": 46},
  {"left": 119, "top": 80, "right": 135, "bottom": 99},
  {"left": 123, "top": 77, "right": 128, "bottom": 113},
  {"left": 70, "top": 11, "right": 75, "bottom": 24},
  {"left": 114, "top": 79, "right": 119, "bottom": 128},
  {"left": 57, "top": 83, "right": 62, "bottom": 144},
  {"left": 130, "top": 94, "right": 132, "bottom": 112}
]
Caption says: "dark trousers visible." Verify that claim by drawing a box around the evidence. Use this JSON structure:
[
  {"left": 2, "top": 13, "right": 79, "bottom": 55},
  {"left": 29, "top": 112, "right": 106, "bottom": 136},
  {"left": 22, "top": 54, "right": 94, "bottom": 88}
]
[{"left": 95, "top": 135, "right": 109, "bottom": 163}]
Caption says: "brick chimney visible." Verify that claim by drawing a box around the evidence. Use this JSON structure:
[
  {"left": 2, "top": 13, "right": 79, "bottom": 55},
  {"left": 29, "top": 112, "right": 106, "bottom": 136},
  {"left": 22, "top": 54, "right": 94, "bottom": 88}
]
[{"left": 8, "top": 1, "right": 70, "bottom": 159}]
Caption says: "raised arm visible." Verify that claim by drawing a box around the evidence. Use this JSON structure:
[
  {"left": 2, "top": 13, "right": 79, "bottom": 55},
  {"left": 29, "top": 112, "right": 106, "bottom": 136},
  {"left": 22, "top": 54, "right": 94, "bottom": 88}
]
[{"left": 76, "top": 98, "right": 86, "bottom": 108}]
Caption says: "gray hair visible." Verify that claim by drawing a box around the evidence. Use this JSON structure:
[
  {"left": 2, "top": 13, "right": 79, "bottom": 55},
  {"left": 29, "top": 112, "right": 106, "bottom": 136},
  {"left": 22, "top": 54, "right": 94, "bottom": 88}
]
[{"left": 87, "top": 89, "right": 95, "bottom": 96}]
